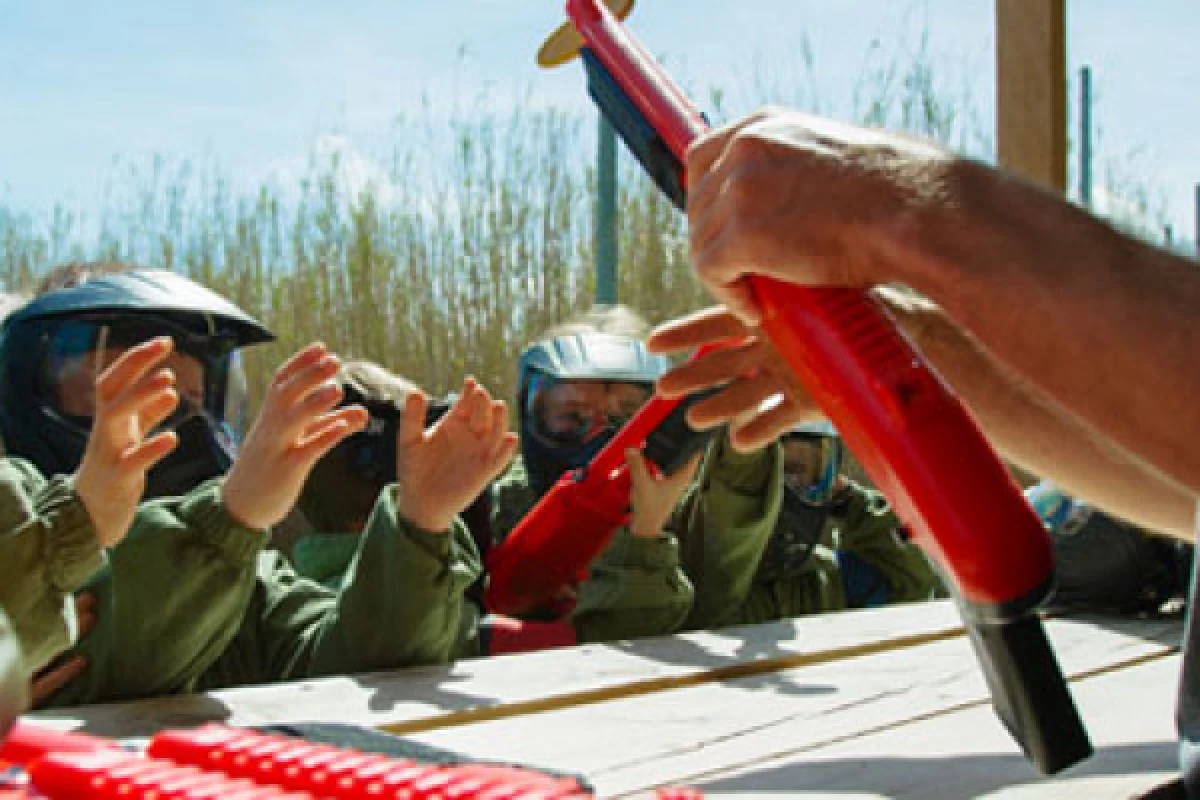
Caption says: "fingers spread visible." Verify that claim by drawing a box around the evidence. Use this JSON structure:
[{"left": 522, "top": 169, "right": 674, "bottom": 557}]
[
  {"left": 94, "top": 336, "right": 173, "bottom": 406},
  {"left": 119, "top": 431, "right": 179, "bottom": 475},
  {"left": 398, "top": 391, "right": 429, "bottom": 448},
  {"left": 291, "top": 410, "right": 365, "bottom": 466},
  {"left": 272, "top": 342, "right": 329, "bottom": 387},
  {"left": 646, "top": 307, "right": 749, "bottom": 355},
  {"left": 300, "top": 407, "right": 368, "bottom": 451},
  {"left": 466, "top": 383, "right": 493, "bottom": 438},
  {"left": 489, "top": 433, "right": 519, "bottom": 476},
  {"left": 98, "top": 366, "right": 176, "bottom": 431},
  {"left": 729, "top": 400, "right": 816, "bottom": 453},
  {"left": 684, "top": 374, "right": 786, "bottom": 431},
  {"left": 655, "top": 338, "right": 764, "bottom": 398}
]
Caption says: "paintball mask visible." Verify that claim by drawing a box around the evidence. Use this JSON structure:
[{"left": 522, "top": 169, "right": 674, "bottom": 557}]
[
  {"left": 781, "top": 420, "right": 844, "bottom": 506},
  {"left": 517, "top": 331, "right": 667, "bottom": 489},
  {"left": 0, "top": 270, "right": 273, "bottom": 497}
]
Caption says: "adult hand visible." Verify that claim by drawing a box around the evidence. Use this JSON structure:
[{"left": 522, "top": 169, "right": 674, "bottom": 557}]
[
  {"left": 76, "top": 337, "right": 180, "bottom": 547},
  {"left": 646, "top": 306, "right": 824, "bottom": 452},
  {"left": 687, "top": 107, "right": 954, "bottom": 323},
  {"left": 395, "top": 377, "right": 518, "bottom": 534},
  {"left": 223, "top": 343, "right": 368, "bottom": 531}
]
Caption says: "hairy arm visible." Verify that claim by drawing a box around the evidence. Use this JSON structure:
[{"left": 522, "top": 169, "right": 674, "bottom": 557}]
[
  {"left": 906, "top": 161, "right": 1200, "bottom": 497},
  {"left": 885, "top": 288, "right": 1196, "bottom": 538}
]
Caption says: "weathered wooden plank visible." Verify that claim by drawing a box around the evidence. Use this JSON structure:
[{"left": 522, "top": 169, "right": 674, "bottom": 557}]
[
  {"left": 407, "top": 616, "right": 1181, "bottom": 797},
  {"left": 686, "top": 655, "right": 1181, "bottom": 799},
  {"left": 29, "top": 600, "right": 970, "bottom": 739}
]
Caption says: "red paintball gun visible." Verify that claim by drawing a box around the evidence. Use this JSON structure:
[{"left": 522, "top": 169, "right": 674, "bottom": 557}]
[
  {"left": 553, "top": 0, "right": 1091, "bottom": 775},
  {"left": 0, "top": 721, "right": 702, "bottom": 799},
  {"left": 485, "top": 379, "right": 721, "bottom": 616}
]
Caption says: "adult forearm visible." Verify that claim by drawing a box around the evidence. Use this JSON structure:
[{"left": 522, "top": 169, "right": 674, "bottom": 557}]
[
  {"left": 907, "top": 160, "right": 1200, "bottom": 493},
  {"left": 883, "top": 289, "right": 1195, "bottom": 538}
]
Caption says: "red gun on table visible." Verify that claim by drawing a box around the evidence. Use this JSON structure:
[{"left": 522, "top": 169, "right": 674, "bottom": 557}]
[
  {"left": 557, "top": 0, "right": 1091, "bottom": 775},
  {"left": 0, "top": 721, "right": 702, "bottom": 799}
]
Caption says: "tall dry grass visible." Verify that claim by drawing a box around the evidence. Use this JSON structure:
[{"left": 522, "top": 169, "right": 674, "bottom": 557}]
[{"left": 0, "top": 108, "right": 707, "bottom": 411}]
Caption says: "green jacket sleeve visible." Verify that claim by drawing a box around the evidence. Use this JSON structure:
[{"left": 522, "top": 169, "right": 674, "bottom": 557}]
[
  {"left": 489, "top": 456, "right": 694, "bottom": 643},
  {"left": 831, "top": 484, "right": 945, "bottom": 604},
  {"left": 43, "top": 479, "right": 267, "bottom": 707},
  {"left": 200, "top": 487, "right": 478, "bottom": 689},
  {"left": 488, "top": 458, "right": 539, "bottom": 547},
  {"left": 0, "top": 458, "right": 104, "bottom": 676},
  {"left": 571, "top": 527, "right": 694, "bottom": 643},
  {"left": 676, "top": 435, "right": 783, "bottom": 631}
]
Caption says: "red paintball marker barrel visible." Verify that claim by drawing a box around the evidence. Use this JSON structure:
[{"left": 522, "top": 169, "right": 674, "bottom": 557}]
[
  {"left": 566, "top": 0, "right": 1052, "bottom": 620},
  {"left": 485, "top": 343, "right": 726, "bottom": 616}
]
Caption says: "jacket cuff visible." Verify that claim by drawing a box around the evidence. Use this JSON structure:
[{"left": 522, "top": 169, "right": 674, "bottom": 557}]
[
  {"left": 183, "top": 478, "right": 271, "bottom": 565},
  {"left": 381, "top": 487, "right": 455, "bottom": 563},
  {"left": 612, "top": 528, "right": 681, "bottom": 570},
  {"left": 41, "top": 476, "right": 105, "bottom": 592}
]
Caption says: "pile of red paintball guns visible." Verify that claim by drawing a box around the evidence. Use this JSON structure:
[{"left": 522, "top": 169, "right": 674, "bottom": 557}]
[{"left": 0, "top": 721, "right": 700, "bottom": 799}]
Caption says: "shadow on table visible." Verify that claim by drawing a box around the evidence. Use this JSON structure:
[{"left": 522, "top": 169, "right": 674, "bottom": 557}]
[
  {"left": 348, "top": 664, "right": 498, "bottom": 715},
  {"left": 1050, "top": 611, "right": 1184, "bottom": 650},
  {"left": 696, "top": 739, "right": 1179, "bottom": 798},
  {"left": 32, "top": 693, "right": 235, "bottom": 739}
]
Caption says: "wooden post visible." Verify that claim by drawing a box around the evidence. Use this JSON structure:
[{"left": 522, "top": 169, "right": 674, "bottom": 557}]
[{"left": 995, "top": 0, "right": 1067, "bottom": 193}]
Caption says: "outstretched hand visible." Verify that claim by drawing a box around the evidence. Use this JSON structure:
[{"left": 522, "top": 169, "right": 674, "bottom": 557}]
[
  {"left": 627, "top": 449, "right": 702, "bottom": 540},
  {"left": 223, "top": 343, "right": 368, "bottom": 531},
  {"left": 395, "top": 377, "right": 518, "bottom": 534},
  {"left": 76, "top": 337, "right": 181, "bottom": 547},
  {"left": 646, "top": 306, "right": 823, "bottom": 452}
]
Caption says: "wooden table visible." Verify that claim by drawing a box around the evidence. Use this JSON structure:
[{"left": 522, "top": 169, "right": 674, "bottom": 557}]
[{"left": 27, "top": 600, "right": 1184, "bottom": 798}]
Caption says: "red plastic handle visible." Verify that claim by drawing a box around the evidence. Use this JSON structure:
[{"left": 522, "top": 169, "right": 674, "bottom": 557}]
[{"left": 566, "top": 0, "right": 1053, "bottom": 615}]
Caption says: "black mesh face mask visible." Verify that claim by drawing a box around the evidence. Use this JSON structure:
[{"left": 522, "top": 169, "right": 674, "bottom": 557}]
[
  {"left": 38, "top": 315, "right": 245, "bottom": 433},
  {"left": 143, "top": 412, "right": 238, "bottom": 498},
  {"left": 523, "top": 375, "right": 652, "bottom": 452},
  {"left": 518, "top": 375, "right": 654, "bottom": 492}
]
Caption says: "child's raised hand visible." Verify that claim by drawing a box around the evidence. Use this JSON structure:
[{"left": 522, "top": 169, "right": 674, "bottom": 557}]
[
  {"left": 223, "top": 343, "right": 368, "bottom": 531},
  {"left": 395, "top": 377, "right": 517, "bottom": 534},
  {"left": 627, "top": 449, "right": 702, "bottom": 540},
  {"left": 75, "top": 337, "right": 181, "bottom": 547}
]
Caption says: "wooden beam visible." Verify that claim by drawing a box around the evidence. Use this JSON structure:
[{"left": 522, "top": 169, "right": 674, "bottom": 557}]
[{"left": 995, "top": 0, "right": 1067, "bottom": 193}]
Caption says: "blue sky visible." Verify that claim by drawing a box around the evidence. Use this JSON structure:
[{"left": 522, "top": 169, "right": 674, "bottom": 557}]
[{"left": 1, "top": 1, "right": 1197, "bottom": 245}]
